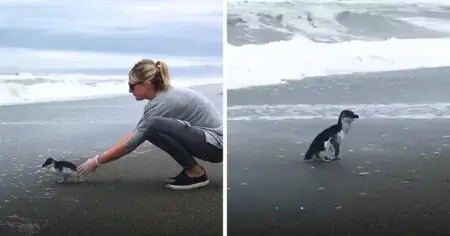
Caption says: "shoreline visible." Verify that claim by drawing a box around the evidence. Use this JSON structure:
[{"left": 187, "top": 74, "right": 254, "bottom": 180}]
[
  {"left": 227, "top": 66, "right": 450, "bottom": 92},
  {"left": 0, "top": 82, "right": 223, "bottom": 108}
]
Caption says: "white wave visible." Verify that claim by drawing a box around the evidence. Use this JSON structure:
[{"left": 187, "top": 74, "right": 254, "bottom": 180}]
[
  {"left": 228, "top": 103, "right": 450, "bottom": 120},
  {"left": 0, "top": 120, "right": 136, "bottom": 125},
  {"left": 397, "top": 17, "right": 450, "bottom": 33},
  {"left": 228, "top": 0, "right": 450, "bottom": 6},
  {"left": 229, "top": 1, "right": 348, "bottom": 40},
  {"left": 0, "top": 74, "right": 221, "bottom": 106},
  {"left": 0, "top": 80, "right": 126, "bottom": 105},
  {"left": 227, "top": 37, "right": 450, "bottom": 89},
  {"left": 0, "top": 47, "right": 221, "bottom": 70}
]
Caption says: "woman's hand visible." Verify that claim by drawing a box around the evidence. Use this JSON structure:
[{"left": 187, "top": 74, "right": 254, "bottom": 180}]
[{"left": 77, "top": 155, "right": 101, "bottom": 175}]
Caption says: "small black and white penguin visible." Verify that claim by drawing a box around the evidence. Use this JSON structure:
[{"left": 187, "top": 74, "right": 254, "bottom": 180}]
[
  {"left": 304, "top": 110, "right": 359, "bottom": 162},
  {"left": 41, "top": 158, "right": 82, "bottom": 183}
]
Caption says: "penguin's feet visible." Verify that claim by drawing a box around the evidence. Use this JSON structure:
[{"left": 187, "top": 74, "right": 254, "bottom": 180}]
[
  {"left": 328, "top": 155, "right": 339, "bottom": 161},
  {"left": 319, "top": 156, "right": 331, "bottom": 162}
]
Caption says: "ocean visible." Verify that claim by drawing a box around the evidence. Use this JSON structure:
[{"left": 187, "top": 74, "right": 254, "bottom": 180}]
[{"left": 227, "top": 0, "right": 450, "bottom": 92}]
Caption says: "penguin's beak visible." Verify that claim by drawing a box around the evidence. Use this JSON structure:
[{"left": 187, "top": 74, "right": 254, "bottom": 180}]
[{"left": 353, "top": 114, "right": 359, "bottom": 119}]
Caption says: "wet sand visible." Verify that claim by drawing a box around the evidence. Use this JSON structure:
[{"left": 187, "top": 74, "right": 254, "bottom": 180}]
[{"left": 227, "top": 119, "right": 450, "bottom": 235}]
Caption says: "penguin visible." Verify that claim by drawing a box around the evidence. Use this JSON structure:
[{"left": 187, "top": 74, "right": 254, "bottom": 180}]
[
  {"left": 304, "top": 110, "right": 359, "bottom": 162},
  {"left": 41, "top": 158, "right": 82, "bottom": 183}
]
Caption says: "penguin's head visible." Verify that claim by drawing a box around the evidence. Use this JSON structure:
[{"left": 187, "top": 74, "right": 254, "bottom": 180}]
[
  {"left": 42, "top": 157, "right": 56, "bottom": 168},
  {"left": 338, "top": 110, "right": 359, "bottom": 132}
]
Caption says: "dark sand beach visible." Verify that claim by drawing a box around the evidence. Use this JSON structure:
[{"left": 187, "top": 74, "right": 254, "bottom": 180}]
[
  {"left": 227, "top": 68, "right": 450, "bottom": 235},
  {"left": 0, "top": 83, "right": 223, "bottom": 236}
]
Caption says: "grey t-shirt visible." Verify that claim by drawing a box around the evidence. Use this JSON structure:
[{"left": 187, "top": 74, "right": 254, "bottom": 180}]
[{"left": 126, "top": 86, "right": 223, "bottom": 151}]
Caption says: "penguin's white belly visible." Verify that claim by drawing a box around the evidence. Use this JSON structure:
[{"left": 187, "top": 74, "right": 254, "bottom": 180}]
[
  {"left": 337, "top": 130, "right": 346, "bottom": 143},
  {"left": 47, "top": 167, "right": 77, "bottom": 178}
]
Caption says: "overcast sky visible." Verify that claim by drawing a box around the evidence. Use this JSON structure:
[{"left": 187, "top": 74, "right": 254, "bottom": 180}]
[{"left": 0, "top": 0, "right": 222, "bottom": 73}]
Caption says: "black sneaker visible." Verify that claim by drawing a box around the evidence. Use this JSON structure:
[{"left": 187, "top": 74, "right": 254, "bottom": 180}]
[
  {"left": 165, "top": 170, "right": 184, "bottom": 183},
  {"left": 165, "top": 171, "right": 209, "bottom": 190}
]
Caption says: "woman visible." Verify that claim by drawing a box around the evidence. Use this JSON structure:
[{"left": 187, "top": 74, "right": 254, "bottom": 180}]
[{"left": 76, "top": 59, "right": 223, "bottom": 190}]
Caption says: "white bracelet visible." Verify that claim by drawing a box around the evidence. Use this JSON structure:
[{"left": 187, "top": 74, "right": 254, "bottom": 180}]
[{"left": 94, "top": 154, "right": 101, "bottom": 166}]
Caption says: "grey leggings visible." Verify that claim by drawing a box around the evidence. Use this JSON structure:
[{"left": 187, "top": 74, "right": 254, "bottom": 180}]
[{"left": 145, "top": 117, "right": 223, "bottom": 169}]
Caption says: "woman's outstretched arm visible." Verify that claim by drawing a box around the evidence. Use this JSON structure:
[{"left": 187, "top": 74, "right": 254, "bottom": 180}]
[
  {"left": 77, "top": 102, "right": 163, "bottom": 175},
  {"left": 96, "top": 133, "right": 133, "bottom": 164},
  {"left": 77, "top": 130, "right": 145, "bottom": 175}
]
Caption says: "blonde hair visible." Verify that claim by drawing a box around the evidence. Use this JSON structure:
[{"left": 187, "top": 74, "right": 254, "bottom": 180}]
[{"left": 129, "top": 59, "right": 170, "bottom": 91}]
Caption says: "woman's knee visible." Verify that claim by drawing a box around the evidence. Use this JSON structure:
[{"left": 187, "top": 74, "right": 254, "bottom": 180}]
[
  {"left": 209, "top": 150, "right": 223, "bottom": 163},
  {"left": 210, "top": 158, "right": 223, "bottom": 164}
]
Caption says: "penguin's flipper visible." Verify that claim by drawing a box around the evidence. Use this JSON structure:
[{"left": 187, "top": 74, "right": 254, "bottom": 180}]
[
  {"left": 330, "top": 136, "right": 340, "bottom": 158},
  {"left": 323, "top": 140, "right": 336, "bottom": 159}
]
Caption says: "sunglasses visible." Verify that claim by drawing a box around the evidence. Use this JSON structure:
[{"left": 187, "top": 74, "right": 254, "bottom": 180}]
[{"left": 128, "top": 81, "right": 143, "bottom": 93}]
